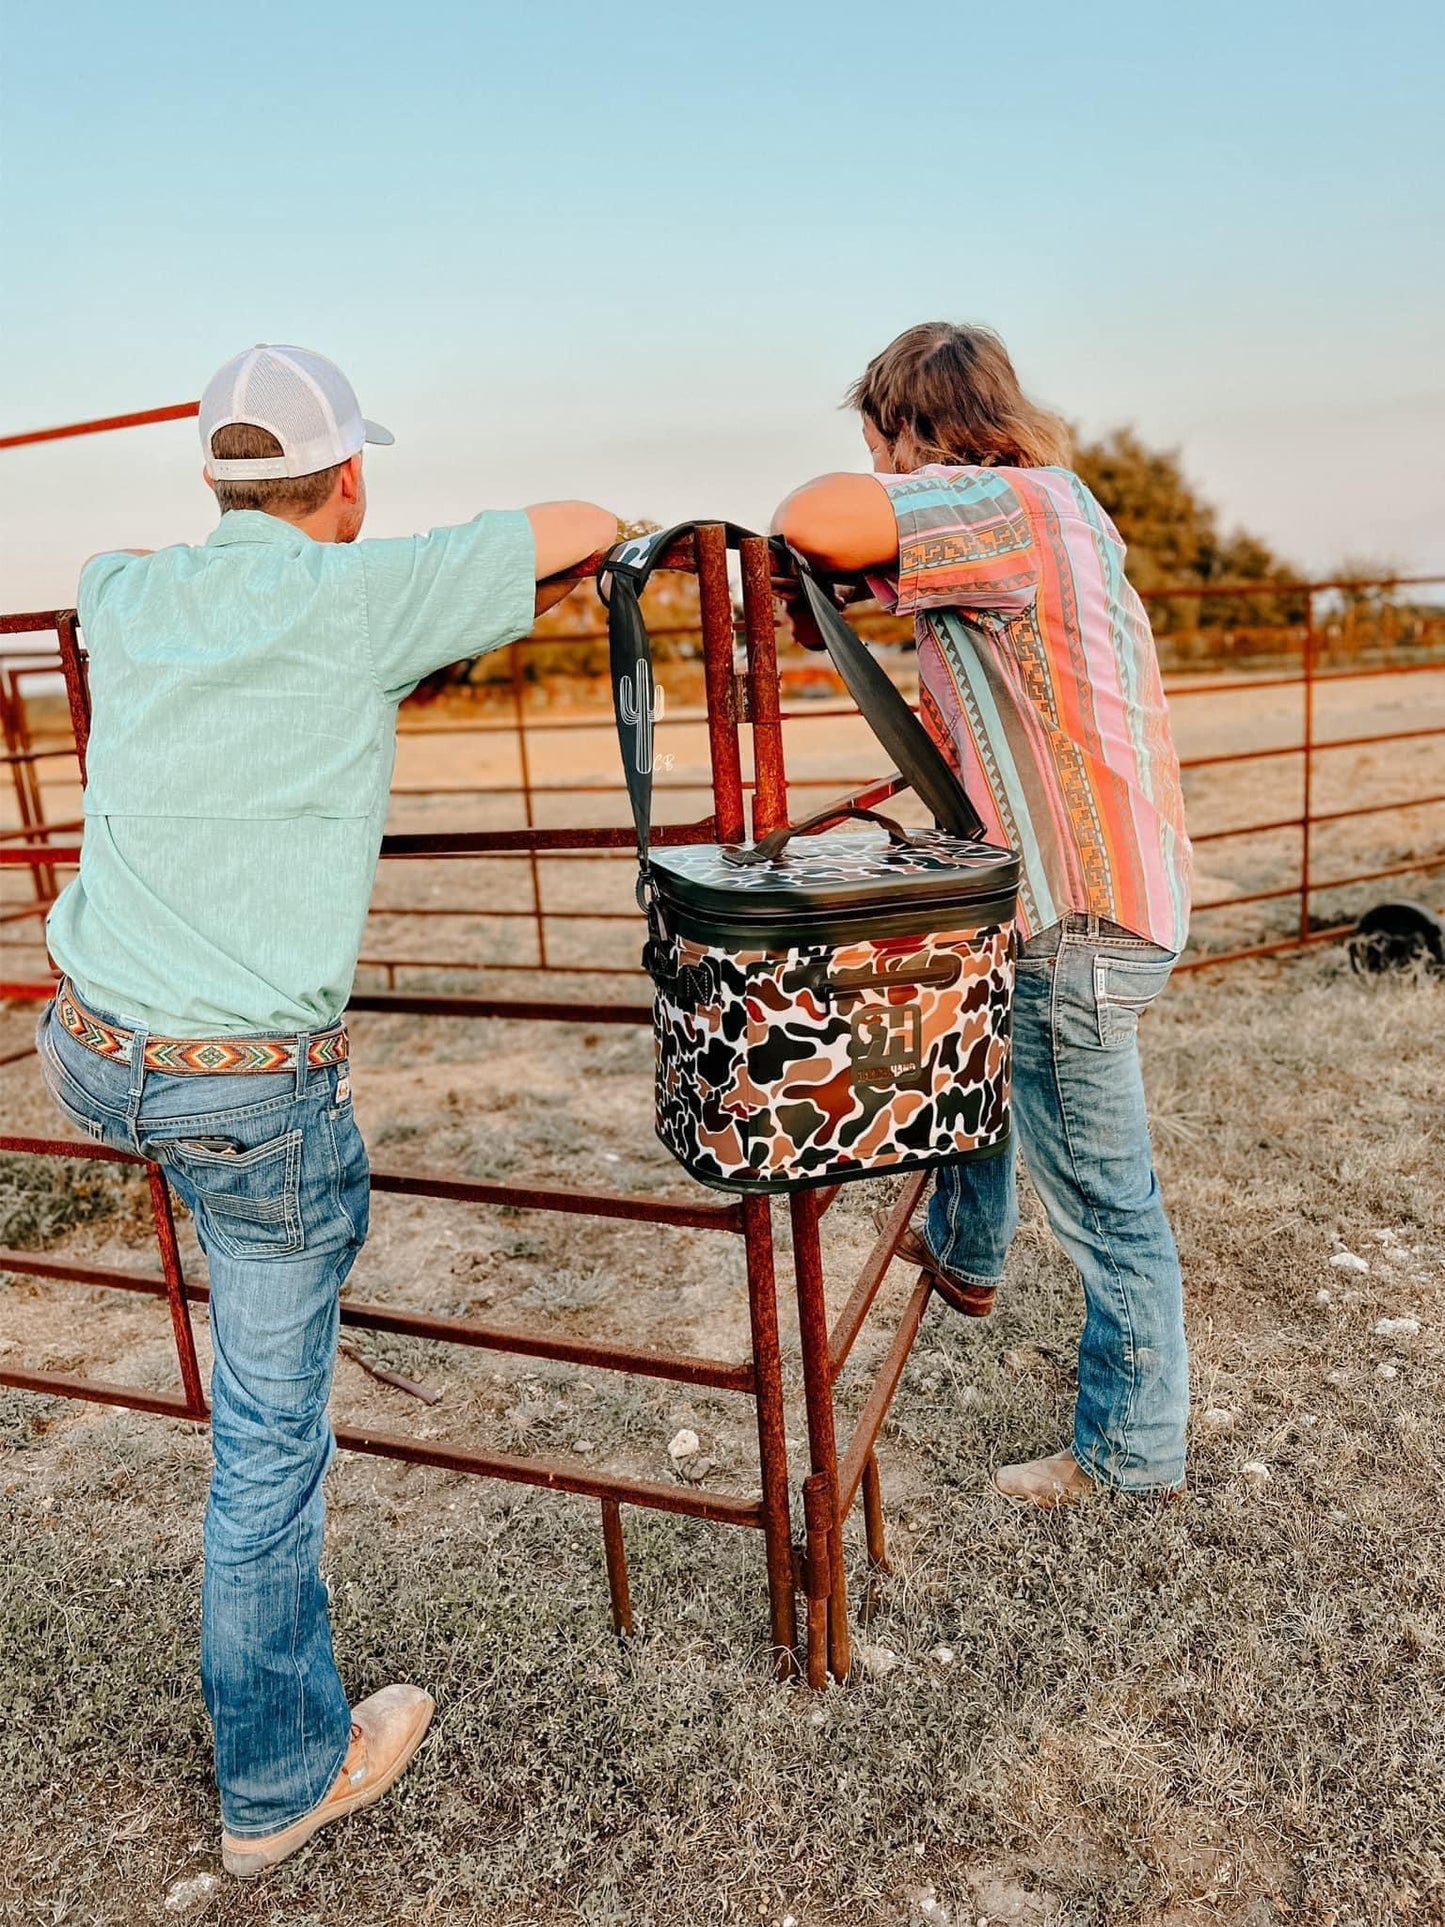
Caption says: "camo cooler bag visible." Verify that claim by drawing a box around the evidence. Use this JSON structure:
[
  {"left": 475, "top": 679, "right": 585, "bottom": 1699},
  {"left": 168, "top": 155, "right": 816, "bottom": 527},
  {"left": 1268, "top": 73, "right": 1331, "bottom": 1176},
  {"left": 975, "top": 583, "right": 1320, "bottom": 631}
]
[{"left": 600, "top": 524, "right": 1021, "bottom": 1194}]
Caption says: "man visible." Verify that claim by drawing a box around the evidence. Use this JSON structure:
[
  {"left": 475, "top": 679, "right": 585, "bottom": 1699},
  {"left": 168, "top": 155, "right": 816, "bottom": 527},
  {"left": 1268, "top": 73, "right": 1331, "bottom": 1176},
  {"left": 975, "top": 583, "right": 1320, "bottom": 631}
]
[
  {"left": 773, "top": 321, "right": 1192, "bottom": 1509},
  {"left": 37, "top": 343, "right": 617, "bottom": 1875}
]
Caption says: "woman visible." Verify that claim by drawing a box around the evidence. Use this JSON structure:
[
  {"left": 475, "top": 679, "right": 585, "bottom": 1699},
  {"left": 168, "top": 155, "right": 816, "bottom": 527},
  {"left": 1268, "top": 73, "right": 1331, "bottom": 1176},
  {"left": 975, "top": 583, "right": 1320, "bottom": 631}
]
[{"left": 772, "top": 322, "right": 1192, "bottom": 1505}]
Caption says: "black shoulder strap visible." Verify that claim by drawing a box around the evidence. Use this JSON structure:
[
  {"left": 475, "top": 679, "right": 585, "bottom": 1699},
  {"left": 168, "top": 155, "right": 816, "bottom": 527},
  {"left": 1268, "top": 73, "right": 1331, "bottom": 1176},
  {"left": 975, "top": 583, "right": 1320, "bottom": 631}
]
[
  {"left": 600, "top": 521, "right": 755, "bottom": 868},
  {"left": 775, "top": 542, "right": 985, "bottom": 841},
  {"left": 599, "top": 521, "right": 985, "bottom": 867}
]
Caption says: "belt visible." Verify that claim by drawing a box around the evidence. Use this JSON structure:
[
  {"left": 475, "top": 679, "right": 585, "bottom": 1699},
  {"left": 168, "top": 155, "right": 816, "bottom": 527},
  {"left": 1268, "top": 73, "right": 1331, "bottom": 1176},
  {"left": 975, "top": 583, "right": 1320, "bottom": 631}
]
[{"left": 56, "top": 982, "right": 349, "bottom": 1076}]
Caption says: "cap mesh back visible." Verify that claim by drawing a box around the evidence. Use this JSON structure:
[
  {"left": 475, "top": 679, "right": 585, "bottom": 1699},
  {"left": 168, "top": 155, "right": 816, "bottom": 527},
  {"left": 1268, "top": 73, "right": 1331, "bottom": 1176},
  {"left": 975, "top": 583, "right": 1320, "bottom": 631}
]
[
  {"left": 200, "top": 343, "right": 380, "bottom": 476},
  {"left": 236, "top": 351, "right": 334, "bottom": 445}
]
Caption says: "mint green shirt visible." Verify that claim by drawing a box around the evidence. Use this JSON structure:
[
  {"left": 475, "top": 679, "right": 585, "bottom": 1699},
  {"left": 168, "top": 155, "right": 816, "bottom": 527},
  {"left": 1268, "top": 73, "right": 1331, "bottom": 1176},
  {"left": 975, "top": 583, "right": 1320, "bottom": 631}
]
[{"left": 47, "top": 508, "right": 535, "bottom": 1037}]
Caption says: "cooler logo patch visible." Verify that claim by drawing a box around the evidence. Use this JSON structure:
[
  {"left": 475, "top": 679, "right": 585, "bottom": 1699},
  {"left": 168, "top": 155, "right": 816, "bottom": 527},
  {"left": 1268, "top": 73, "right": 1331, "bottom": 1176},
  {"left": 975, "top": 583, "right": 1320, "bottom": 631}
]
[{"left": 849, "top": 1004, "right": 922, "bottom": 1087}]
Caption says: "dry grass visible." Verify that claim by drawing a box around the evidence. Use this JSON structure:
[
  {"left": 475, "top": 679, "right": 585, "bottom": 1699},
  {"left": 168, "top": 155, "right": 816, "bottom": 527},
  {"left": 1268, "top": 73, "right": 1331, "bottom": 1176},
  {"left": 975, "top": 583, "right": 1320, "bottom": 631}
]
[{"left": 1, "top": 952, "right": 1443, "bottom": 1927}]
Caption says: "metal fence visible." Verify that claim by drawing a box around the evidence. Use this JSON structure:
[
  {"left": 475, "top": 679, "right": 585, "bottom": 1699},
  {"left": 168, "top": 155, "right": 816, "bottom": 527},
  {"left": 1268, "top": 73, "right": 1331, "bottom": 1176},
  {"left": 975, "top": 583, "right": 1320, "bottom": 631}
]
[
  {"left": 1150, "top": 578, "right": 1445, "bottom": 970},
  {"left": 3, "top": 399, "right": 1444, "bottom": 1682}
]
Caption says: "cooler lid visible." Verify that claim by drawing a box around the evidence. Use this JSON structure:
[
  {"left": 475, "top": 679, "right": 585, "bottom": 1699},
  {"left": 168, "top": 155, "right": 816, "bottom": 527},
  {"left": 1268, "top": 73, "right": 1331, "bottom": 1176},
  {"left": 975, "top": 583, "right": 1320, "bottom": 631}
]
[{"left": 649, "top": 827, "right": 1021, "bottom": 923}]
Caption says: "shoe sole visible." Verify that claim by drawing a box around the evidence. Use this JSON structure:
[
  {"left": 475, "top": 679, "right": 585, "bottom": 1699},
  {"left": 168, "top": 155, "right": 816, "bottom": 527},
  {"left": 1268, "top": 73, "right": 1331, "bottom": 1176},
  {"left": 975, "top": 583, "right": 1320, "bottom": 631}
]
[
  {"left": 991, "top": 1474, "right": 1091, "bottom": 1509},
  {"left": 222, "top": 1698, "right": 434, "bottom": 1878},
  {"left": 926, "top": 1271, "right": 996, "bottom": 1319},
  {"left": 991, "top": 1474, "right": 1188, "bottom": 1509}
]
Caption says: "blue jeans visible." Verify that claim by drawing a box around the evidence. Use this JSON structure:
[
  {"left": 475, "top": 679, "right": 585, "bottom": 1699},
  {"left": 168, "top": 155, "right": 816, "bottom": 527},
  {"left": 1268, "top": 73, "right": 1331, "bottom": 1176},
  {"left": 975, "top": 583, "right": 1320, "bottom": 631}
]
[
  {"left": 36, "top": 998, "right": 367, "bottom": 1836},
  {"left": 926, "top": 914, "right": 1188, "bottom": 1492}
]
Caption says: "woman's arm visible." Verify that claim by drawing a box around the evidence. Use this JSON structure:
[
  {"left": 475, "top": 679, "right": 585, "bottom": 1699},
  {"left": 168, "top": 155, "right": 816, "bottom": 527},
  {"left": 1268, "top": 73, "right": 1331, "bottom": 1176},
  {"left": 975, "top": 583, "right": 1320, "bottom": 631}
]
[
  {"left": 770, "top": 474, "right": 899, "bottom": 573},
  {"left": 781, "top": 469, "right": 1041, "bottom": 619}
]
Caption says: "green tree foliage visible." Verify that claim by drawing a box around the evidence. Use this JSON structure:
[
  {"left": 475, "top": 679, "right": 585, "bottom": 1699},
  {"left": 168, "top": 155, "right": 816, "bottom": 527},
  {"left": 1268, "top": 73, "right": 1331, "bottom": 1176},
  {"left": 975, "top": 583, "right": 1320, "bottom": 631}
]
[{"left": 847, "top": 429, "right": 1313, "bottom": 666}]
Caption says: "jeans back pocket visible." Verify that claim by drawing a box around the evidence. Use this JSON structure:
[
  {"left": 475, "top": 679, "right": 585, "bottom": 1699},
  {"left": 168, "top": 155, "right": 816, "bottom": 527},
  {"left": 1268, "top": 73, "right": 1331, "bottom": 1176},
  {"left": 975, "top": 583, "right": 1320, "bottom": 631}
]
[
  {"left": 157, "top": 1131, "right": 305, "bottom": 1260},
  {"left": 1093, "top": 953, "right": 1176, "bottom": 1048}
]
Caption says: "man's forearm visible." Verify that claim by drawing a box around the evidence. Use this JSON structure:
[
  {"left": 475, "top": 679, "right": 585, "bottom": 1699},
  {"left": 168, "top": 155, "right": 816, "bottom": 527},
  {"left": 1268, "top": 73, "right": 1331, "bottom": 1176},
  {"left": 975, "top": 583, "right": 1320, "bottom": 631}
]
[{"left": 533, "top": 574, "right": 585, "bottom": 617}]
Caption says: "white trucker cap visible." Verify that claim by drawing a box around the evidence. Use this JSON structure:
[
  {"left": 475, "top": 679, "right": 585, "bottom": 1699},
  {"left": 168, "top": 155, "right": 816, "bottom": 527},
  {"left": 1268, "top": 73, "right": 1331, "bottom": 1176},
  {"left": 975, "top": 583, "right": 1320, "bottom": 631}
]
[{"left": 199, "top": 344, "right": 394, "bottom": 480}]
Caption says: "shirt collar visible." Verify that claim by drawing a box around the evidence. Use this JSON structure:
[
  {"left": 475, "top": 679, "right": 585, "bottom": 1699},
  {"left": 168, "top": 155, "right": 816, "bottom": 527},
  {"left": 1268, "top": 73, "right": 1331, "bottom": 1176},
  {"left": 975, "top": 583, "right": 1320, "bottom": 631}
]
[{"left": 206, "top": 511, "right": 316, "bottom": 548}]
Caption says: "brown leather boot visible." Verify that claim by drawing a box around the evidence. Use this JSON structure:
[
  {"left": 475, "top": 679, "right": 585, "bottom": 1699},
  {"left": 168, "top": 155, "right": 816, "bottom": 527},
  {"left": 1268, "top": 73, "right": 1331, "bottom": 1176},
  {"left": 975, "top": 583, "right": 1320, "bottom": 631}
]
[
  {"left": 888, "top": 1220, "right": 997, "bottom": 1318},
  {"left": 992, "top": 1450, "right": 1095, "bottom": 1509},
  {"left": 221, "top": 1684, "right": 434, "bottom": 1878}
]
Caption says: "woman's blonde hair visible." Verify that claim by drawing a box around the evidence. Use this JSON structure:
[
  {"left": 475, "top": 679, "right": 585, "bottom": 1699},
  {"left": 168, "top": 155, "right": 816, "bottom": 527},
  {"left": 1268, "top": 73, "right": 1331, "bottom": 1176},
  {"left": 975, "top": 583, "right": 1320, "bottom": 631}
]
[{"left": 847, "top": 322, "right": 1071, "bottom": 471}]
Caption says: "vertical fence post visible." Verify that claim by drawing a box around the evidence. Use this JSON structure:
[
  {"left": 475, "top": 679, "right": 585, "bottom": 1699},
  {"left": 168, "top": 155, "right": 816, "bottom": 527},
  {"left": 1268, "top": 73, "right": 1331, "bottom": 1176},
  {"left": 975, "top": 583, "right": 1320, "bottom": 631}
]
[
  {"left": 146, "top": 1166, "right": 208, "bottom": 1421},
  {"left": 698, "top": 526, "right": 799, "bottom": 1669},
  {"left": 1300, "top": 589, "right": 1317, "bottom": 944},
  {"left": 861, "top": 1451, "right": 889, "bottom": 1573},
  {"left": 790, "top": 1190, "right": 851, "bottom": 1682},
  {"left": 0, "top": 673, "right": 48, "bottom": 907},
  {"left": 695, "top": 526, "right": 746, "bottom": 844},
  {"left": 510, "top": 642, "right": 548, "bottom": 969},
  {"left": 55, "top": 611, "right": 91, "bottom": 782},
  {"left": 600, "top": 1498, "right": 634, "bottom": 1639},
  {"left": 742, "top": 1193, "right": 799, "bottom": 1678},
  {"left": 801, "top": 1473, "right": 833, "bottom": 1691},
  {"left": 740, "top": 537, "right": 788, "bottom": 837},
  {"left": 739, "top": 549, "right": 854, "bottom": 1680}
]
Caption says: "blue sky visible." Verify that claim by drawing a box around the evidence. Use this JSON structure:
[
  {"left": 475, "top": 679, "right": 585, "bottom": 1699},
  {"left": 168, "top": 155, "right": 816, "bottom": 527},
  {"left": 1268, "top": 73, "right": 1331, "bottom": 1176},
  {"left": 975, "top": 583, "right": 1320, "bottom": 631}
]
[{"left": 3, "top": 0, "right": 1442, "bottom": 606}]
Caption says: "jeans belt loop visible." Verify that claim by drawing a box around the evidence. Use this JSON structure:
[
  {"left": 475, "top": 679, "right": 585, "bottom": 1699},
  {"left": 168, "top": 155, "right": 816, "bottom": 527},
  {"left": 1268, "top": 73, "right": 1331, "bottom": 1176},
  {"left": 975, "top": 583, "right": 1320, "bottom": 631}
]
[
  {"left": 294, "top": 1032, "right": 312, "bottom": 1099},
  {"left": 125, "top": 1018, "right": 150, "bottom": 1127}
]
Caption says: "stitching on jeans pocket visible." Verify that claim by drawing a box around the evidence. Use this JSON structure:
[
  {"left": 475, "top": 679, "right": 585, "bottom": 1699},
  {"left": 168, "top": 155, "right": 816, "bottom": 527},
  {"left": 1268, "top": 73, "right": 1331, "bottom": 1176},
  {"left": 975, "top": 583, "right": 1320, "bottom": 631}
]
[
  {"left": 37, "top": 1034, "right": 117, "bottom": 1139},
  {"left": 143, "top": 1088, "right": 297, "bottom": 1126},
  {"left": 1093, "top": 956, "right": 1174, "bottom": 1047},
  {"left": 158, "top": 1130, "right": 305, "bottom": 1259}
]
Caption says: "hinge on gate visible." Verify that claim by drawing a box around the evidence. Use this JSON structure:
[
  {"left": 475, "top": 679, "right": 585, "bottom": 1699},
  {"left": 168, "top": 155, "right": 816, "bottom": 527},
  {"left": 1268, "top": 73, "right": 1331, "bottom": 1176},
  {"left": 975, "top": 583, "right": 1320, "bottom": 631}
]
[{"left": 732, "top": 670, "right": 753, "bottom": 722}]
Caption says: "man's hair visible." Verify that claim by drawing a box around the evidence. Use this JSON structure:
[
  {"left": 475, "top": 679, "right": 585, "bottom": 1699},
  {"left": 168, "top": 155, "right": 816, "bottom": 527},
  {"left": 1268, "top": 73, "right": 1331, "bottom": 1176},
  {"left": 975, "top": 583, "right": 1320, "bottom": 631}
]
[
  {"left": 208, "top": 423, "right": 343, "bottom": 517},
  {"left": 847, "top": 322, "right": 1072, "bottom": 471}
]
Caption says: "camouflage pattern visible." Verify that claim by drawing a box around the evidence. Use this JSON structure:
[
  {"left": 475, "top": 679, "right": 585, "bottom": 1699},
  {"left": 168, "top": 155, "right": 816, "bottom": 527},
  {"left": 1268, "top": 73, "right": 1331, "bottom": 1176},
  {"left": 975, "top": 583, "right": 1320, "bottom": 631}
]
[{"left": 651, "top": 921, "right": 1014, "bottom": 1191}]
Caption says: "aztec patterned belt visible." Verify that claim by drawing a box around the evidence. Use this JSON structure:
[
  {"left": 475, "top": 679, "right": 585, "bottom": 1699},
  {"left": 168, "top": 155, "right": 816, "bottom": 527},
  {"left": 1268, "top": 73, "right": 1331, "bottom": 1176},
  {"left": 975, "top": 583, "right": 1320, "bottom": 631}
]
[{"left": 56, "top": 983, "right": 349, "bottom": 1076}]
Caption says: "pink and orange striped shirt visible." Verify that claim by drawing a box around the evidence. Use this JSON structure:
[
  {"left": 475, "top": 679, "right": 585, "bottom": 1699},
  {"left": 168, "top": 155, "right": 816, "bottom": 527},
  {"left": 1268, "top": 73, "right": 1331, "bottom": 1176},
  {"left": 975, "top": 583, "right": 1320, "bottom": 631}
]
[{"left": 871, "top": 464, "right": 1192, "bottom": 951}]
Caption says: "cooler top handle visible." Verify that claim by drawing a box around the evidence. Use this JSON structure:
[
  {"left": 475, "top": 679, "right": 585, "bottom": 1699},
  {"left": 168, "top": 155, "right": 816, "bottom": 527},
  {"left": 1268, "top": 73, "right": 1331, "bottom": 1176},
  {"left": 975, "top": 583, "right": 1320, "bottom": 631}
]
[{"left": 724, "top": 800, "right": 913, "bottom": 867}]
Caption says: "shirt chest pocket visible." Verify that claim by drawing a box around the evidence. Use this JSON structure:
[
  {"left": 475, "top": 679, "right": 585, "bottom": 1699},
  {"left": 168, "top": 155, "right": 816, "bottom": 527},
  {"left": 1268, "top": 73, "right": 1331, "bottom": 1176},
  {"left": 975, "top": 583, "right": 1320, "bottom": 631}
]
[{"left": 157, "top": 1131, "right": 305, "bottom": 1260}]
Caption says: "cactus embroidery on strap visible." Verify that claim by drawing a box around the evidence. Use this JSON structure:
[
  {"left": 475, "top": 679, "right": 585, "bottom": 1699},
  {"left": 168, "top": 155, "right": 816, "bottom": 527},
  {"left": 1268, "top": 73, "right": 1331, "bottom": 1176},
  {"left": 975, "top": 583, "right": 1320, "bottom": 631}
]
[{"left": 619, "top": 662, "right": 664, "bottom": 775}]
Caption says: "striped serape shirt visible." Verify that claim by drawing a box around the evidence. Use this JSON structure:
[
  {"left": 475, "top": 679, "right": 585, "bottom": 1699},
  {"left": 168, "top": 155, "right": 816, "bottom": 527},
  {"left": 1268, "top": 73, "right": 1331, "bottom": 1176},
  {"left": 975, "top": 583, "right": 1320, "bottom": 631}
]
[{"left": 870, "top": 464, "right": 1191, "bottom": 951}]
